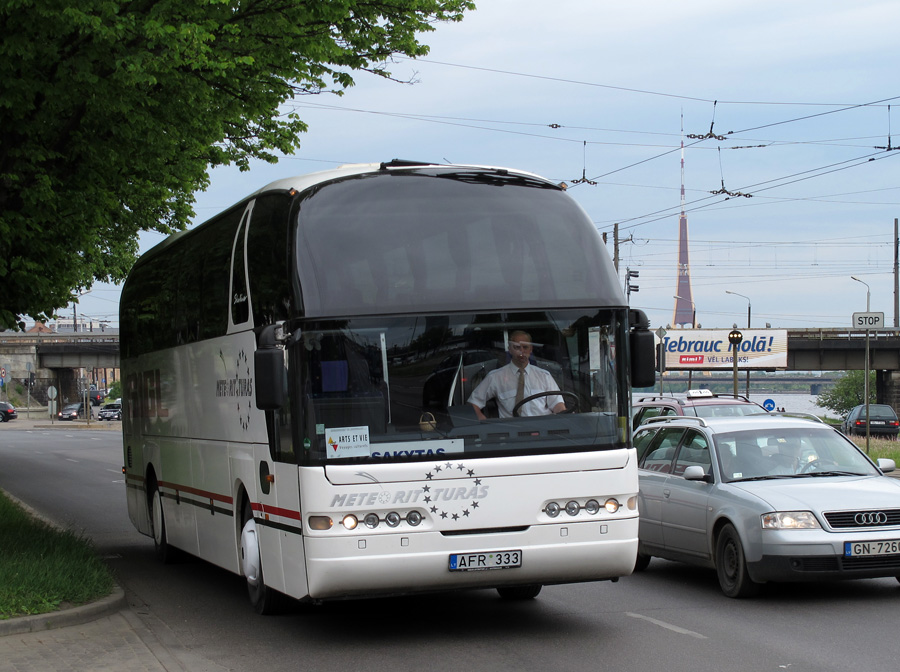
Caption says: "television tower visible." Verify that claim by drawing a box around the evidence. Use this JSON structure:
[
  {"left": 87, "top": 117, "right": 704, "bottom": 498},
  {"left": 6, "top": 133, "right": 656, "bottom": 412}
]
[{"left": 673, "top": 114, "right": 695, "bottom": 327}]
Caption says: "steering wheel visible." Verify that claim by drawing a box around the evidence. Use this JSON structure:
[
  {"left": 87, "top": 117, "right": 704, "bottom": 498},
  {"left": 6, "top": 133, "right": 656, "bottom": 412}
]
[
  {"left": 799, "top": 458, "right": 837, "bottom": 474},
  {"left": 512, "top": 391, "right": 579, "bottom": 417}
]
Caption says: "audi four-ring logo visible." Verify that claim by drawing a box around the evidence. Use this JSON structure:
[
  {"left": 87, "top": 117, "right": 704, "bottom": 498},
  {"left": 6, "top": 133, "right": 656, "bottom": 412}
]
[{"left": 854, "top": 511, "right": 889, "bottom": 525}]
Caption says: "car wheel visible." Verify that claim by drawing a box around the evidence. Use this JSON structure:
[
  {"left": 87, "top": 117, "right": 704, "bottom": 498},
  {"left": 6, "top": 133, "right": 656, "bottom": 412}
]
[
  {"left": 497, "top": 584, "right": 542, "bottom": 600},
  {"left": 633, "top": 553, "right": 652, "bottom": 572},
  {"left": 715, "top": 524, "right": 759, "bottom": 598},
  {"left": 240, "top": 500, "right": 289, "bottom": 614}
]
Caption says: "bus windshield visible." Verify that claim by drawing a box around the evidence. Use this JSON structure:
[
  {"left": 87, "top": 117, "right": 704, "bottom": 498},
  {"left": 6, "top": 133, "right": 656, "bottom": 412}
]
[
  {"left": 292, "top": 309, "right": 627, "bottom": 465},
  {"left": 293, "top": 169, "right": 622, "bottom": 318}
]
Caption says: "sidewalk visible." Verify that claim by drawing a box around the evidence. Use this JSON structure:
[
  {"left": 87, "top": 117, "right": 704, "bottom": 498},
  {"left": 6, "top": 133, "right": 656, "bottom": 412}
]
[
  {"left": 2, "top": 414, "right": 119, "bottom": 431},
  {"left": 0, "top": 590, "right": 179, "bottom": 672}
]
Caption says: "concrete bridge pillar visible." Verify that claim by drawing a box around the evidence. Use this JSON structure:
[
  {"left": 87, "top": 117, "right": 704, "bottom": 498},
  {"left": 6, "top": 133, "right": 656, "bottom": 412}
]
[{"left": 878, "top": 370, "right": 900, "bottom": 412}]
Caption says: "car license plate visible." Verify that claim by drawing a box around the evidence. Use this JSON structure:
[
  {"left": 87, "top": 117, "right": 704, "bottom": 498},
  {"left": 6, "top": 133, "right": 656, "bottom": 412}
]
[
  {"left": 844, "top": 540, "right": 900, "bottom": 557},
  {"left": 449, "top": 550, "right": 522, "bottom": 571}
]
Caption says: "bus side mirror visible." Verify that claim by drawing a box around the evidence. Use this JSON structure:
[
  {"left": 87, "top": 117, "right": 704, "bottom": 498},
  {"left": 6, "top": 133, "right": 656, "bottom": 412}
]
[
  {"left": 629, "top": 309, "right": 656, "bottom": 389},
  {"left": 255, "top": 324, "right": 285, "bottom": 410}
]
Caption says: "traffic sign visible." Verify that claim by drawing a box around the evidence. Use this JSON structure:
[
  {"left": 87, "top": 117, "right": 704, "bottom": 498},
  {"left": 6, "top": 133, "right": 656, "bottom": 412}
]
[
  {"left": 852, "top": 312, "right": 884, "bottom": 329},
  {"left": 47, "top": 385, "right": 57, "bottom": 400},
  {"left": 763, "top": 398, "right": 776, "bottom": 411},
  {"left": 0, "top": 367, "right": 5, "bottom": 379}
]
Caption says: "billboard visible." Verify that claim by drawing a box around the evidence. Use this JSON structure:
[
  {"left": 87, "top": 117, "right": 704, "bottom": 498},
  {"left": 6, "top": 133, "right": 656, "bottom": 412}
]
[{"left": 662, "top": 329, "right": 788, "bottom": 370}]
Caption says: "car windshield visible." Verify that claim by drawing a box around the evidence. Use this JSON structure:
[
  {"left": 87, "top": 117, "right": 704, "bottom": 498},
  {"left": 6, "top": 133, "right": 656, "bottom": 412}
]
[
  {"left": 715, "top": 427, "right": 880, "bottom": 482},
  {"left": 63, "top": 404, "right": 79, "bottom": 411},
  {"left": 689, "top": 404, "right": 763, "bottom": 418},
  {"left": 861, "top": 406, "right": 897, "bottom": 420}
]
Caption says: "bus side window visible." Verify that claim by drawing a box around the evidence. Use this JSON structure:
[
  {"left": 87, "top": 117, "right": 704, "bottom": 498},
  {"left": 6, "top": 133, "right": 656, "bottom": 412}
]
[{"left": 231, "top": 213, "right": 250, "bottom": 326}]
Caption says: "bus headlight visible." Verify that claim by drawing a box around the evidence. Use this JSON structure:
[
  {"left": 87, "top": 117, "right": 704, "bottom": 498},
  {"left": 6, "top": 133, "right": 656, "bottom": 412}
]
[
  {"left": 545, "top": 501, "right": 561, "bottom": 518},
  {"left": 584, "top": 499, "right": 601, "bottom": 515},
  {"left": 364, "top": 513, "right": 380, "bottom": 529},
  {"left": 341, "top": 515, "right": 359, "bottom": 530},
  {"left": 406, "top": 510, "right": 423, "bottom": 526},
  {"left": 385, "top": 511, "right": 401, "bottom": 527},
  {"left": 565, "top": 500, "right": 580, "bottom": 516},
  {"left": 604, "top": 498, "right": 620, "bottom": 513}
]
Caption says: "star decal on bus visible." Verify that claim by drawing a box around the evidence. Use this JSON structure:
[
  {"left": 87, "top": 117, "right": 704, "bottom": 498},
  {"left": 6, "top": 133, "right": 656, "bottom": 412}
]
[{"left": 421, "top": 461, "right": 489, "bottom": 522}]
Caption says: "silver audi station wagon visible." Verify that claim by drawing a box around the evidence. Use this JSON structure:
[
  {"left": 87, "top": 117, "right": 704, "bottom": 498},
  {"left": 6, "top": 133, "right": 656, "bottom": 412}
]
[{"left": 634, "top": 414, "right": 900, "bottom": 597}]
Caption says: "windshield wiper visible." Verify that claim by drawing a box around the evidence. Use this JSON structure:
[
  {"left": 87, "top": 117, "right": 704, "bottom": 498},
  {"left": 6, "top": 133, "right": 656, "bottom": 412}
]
[
  {"left": 805, "top": 470, "right": 866, "bottom": 477},
  {"left": 729, "top": 475, "right": 796, "bottom": 482}
]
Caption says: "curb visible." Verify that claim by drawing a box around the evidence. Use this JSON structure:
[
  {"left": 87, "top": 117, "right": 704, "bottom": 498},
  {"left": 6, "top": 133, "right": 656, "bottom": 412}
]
[{"left": 0, "top": 585, "right": 127, "bottom": 637}]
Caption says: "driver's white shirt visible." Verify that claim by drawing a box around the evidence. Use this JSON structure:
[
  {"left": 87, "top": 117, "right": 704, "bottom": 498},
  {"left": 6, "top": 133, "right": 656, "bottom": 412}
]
[{"left": 468, "top": 362, "right": 563, "bottom": 418}]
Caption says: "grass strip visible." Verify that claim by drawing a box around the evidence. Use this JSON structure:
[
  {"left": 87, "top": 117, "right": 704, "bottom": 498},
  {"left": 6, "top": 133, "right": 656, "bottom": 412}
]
[{"left": 0, "top": 490, "right": 114, "bottom": 620}]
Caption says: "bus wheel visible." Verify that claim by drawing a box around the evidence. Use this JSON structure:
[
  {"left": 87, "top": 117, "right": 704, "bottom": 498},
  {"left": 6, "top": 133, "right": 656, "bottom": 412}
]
[
  {"left": 633, "top": 553, "right": 651, "bottom": 572},
  {"left": 240, "top": 501, "right": 287, "bottom": 615},
  {"left": 150, "top": 484, "right": 177, "bottom": 564},
  {"left": 497, "top": 584, "right": 542, "bottom": 600}
]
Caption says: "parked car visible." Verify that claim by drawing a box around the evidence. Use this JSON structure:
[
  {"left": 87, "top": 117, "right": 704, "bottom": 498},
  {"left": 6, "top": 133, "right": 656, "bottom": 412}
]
[
  {"left": 0, "top": 401, "right": 17, "bottom": 422},
  {"left": 841, "top": 404, "right": 900, "bottom": 438},
  {"left": 632, "top": 389, "right": 766, "bottom": 430},
  {"left": 634, "top": 414, "right": 899, "bottom": 597},
  {"left": 98, "top": 402, "right": 122, "bottom": 421},
  {"left": 58, "top": 402, "right": 85, "bottom": 421},
  {"left": 87, "top": 389, "right": 103, "bottom": 406}
]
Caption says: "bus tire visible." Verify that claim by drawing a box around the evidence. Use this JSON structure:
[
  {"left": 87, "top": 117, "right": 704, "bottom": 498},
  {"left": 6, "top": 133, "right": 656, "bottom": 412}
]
[
  {"left": 149, "top": 483, "right": 178, "bottom": 564},
  {"left": 497, "top": 584, "right": 542, "bottom": 600},
  {"left": 633, "top": 552, "right": 651, "bottom": 572},
  {"left": 240, "top": 500, "right": 288, "bottom": 615}
]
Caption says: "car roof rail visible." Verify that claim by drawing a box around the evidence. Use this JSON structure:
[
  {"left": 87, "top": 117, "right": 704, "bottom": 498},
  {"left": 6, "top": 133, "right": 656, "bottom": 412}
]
[
  {"left": 642, "top": 416, "right": 708, "bottom": 428},
  {"left": 765, "top": 411, "right": 825, "bottom": 424},
  {"left": 636, "top": 395, "right": 685, "bottom": 405},
  {"left": 708, "top": 393, "right": 752, "bottom": 402}
]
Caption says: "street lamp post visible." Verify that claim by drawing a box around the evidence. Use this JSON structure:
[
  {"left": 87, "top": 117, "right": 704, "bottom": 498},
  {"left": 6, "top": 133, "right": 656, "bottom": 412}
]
[
  {"left": 725, "top": 291, "right": 752, "bottom": 397},
  {"left": 851, "top": 276, "right": 871, "bottom": 452}
]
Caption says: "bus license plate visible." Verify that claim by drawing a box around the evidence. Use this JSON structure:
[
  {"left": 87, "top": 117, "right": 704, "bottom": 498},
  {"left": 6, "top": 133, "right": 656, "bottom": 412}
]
[
  {"left": 845, "top": 540, "right": 900, "bottom": 557},
  {"left": 449, "top": 550, "right": 522, "bottom": 572}
]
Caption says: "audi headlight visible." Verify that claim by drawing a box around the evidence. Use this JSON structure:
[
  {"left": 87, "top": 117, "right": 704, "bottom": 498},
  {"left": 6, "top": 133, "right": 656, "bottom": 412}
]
[{"left": 761, "top": 511, "right": 821, "bottom": 529}]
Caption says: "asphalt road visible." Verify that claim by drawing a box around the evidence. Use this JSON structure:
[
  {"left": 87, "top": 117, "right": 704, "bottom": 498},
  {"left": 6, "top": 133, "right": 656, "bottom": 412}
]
[{"left": 1, "top": 424, "right": 899, "bottom": 672}]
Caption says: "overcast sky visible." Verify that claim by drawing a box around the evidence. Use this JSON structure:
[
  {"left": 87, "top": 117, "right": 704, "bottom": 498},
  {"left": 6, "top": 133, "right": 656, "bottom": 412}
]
[{"left": 76, "top": 0, "right": 900, "bottom": 331}]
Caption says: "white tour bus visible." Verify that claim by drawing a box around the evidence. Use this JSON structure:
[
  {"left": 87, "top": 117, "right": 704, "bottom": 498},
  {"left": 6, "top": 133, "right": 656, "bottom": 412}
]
[{"left": 120, "top": 160, "right": 656, "bottom": 613}]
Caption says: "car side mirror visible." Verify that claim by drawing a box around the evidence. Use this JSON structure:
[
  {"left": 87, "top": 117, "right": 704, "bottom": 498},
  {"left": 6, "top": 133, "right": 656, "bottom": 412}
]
[
  {"left": 877, "top": 458, "right": 896, "bottom": 473},
  {"left": 682, "top": 465, "right": 711, "bottom": 482}
]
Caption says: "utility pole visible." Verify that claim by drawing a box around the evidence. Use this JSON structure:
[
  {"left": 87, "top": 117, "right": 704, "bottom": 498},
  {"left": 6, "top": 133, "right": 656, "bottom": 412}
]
[
  {"left": 613, "top": 223, "right": 619, "bottom": 272},
  {"left": 894, "top": 218, "right": 898, "bottom": 328}
]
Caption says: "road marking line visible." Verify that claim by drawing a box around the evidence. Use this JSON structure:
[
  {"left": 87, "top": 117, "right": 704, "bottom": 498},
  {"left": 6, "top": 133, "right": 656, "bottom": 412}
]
[
  {"left": 66, "top": 458, "right": 79, "bottom": 463},
  {"left": 626, "top": 612, "right": 707, "bottom": 639}
]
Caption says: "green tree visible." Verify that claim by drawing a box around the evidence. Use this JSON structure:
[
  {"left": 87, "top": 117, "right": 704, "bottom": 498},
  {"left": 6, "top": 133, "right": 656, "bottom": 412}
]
[
  {"left": 0, "top": 0, "right": 474, "bottom": 330},
  {"left": 815, "top": 370, "right": 875, "bottom": 417}
]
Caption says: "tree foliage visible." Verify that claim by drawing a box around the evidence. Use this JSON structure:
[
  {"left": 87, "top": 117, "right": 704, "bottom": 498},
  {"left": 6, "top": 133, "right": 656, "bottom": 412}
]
[
  {"left": 815, "top": 370, "right": 875, "bottom": 417},
  {"left": 0, "top": 0, "right": 474, "bottom": 329}
]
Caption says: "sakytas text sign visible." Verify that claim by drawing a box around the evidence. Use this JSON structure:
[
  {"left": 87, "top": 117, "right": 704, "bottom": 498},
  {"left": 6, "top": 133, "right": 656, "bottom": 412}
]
[{"left": 662, "top": 329, "right": 788, "bottom": 370}]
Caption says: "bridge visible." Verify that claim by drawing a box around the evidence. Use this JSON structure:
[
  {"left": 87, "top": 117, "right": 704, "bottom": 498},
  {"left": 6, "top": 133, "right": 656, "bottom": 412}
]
[
  {"left": 0, "top": 332, "right": 120, "bottom": 405},
  {"left": 3, "top": 327, "right": 900, "bottom": 407}
]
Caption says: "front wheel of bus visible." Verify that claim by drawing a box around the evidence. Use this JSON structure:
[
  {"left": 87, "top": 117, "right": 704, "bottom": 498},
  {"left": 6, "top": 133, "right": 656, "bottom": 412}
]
[
  {"left": 241, "top": 501, "right": 287, "bottom": 615},
  {"left": 497, "top": 584, "right": 542, "bottom": 600}
]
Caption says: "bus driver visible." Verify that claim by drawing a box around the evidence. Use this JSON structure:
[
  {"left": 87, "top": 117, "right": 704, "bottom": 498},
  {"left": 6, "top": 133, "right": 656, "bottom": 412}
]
[{"left": 468, "top": 331, "right": 566, "bottom": 419}]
